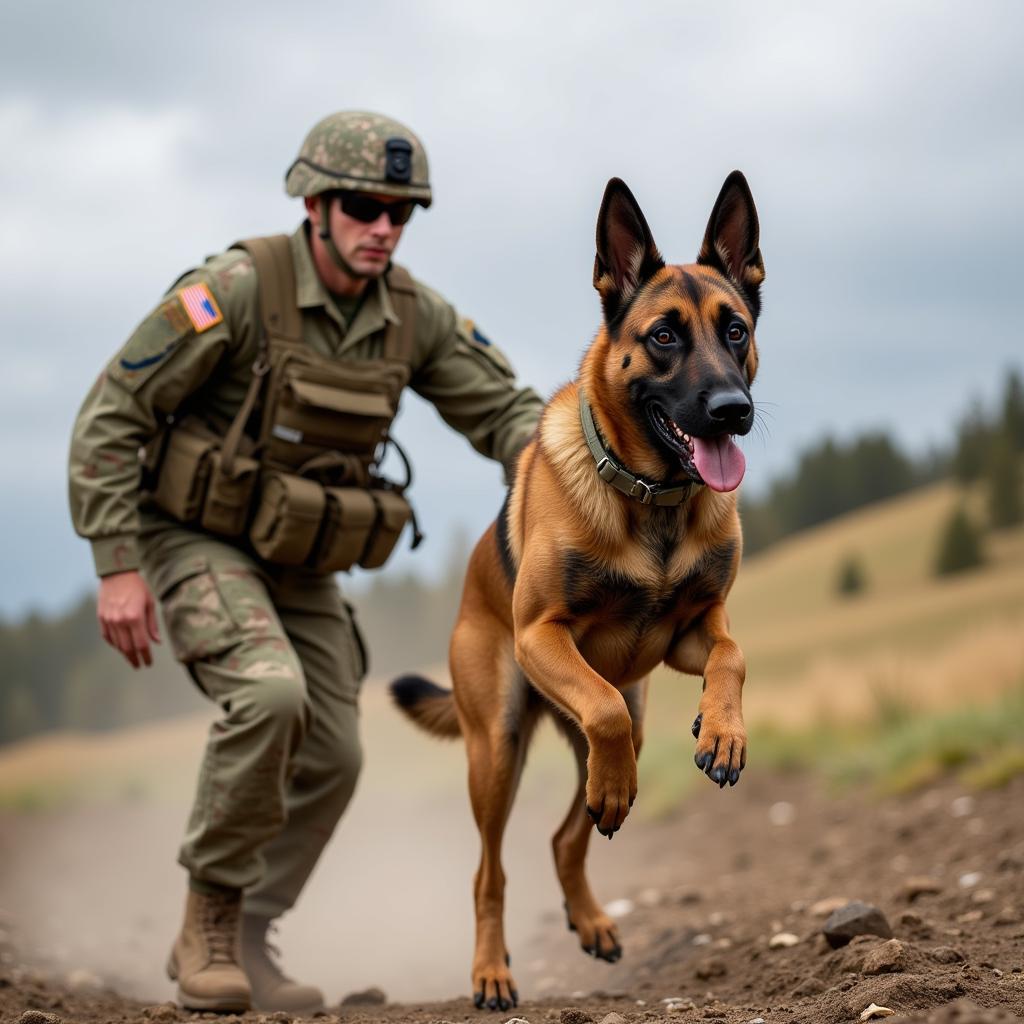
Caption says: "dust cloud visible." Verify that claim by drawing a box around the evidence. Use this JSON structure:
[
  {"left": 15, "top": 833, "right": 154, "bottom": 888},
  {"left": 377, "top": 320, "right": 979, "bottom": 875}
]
[{"left": 0, "top": 682, "right": 640, "bottom": 1004}]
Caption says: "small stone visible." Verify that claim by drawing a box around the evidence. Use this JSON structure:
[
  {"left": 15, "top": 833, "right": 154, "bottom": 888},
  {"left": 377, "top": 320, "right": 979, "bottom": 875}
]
[
  {"left": 958, "top": 872, "right": 983, "bottom": 888},
  {"left": 604, "top": 898, "right": 635, "bottom": 918},
  {"left": 902, "top": 876, "right": 942, "bottom": 901},
  {"left": 506, "top": 1018, "right": 531, "bottom": 1024},
  {"left": 996, "top": 849, "right": 1024, "bottom": 872},
  {"left": 18, "top": 1014, "right": 63, "bottom": 1024},
  {"left": 65, "top": 967, "right": 103, "bottom": 991},
  {"left": 694, "top": 957, "right": 727, "bottom": 979},
  {"left": 707, "top": 911, "right": 729, "bottom": 926},
  {"left": 676, "top": 888, "right": 703, "bottom": 905},
  {"left": 971, "top": 888, "right": 996, "bottom": 904},
  {"left": 663, "top": 999, "right": 697, "bottom": 1013},
  {"left": 340, "top": 986, "right": 387, "bottom": 1006},
  {"left": 769, "top": 932, "right": 800, "bottom": 948},
  {"left": 930, "top": 945, "right": 966, "bottom": 964},
  {"left": 957, "top": 910, "right": 984, "bottom": 924},
  {"left": 862, "top": 939, "right": 908, "bottom": 975},
  {"left": 810, "top": 896, "right": 850, "bottom": 917},
  {"left": 560, "top": 1009, "right": 593, "bottom": 1024},
  {"left": 950, "top": 795, "right": 975, "bottom": 817},
  {"left": 692, "top": 933, "right": 712, "bottom": 946},
  {"left": 768, "top": 801, "right": 796, "bottom": 826},
  {"left": 994, "top": 905, "right": 1020, "bottom": 925},
  {"left": 746, "top": 1019, "right": 766, "bottom": 1024},
  {"left": 142, "top": 1007, "right": 179, "bottom": 1022},
  {"left": 637, "top": 888, "right": 662, "bottom": 907},
  {"left": 824, "top": 902, "right": 893, "bottom": 948},
  {"left": 860, "top": 1005, "right": 895, "bottom": 1021},
  {"left": 598, "top": 1014, "right": 627, "bottom": 1024}
]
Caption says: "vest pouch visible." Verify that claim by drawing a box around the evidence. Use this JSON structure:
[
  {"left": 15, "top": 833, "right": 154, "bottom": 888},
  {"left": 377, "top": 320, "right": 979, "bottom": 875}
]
[
  {"left": 360, "top": 490, "right": 412, "bottom": 570},
  {"left": 150, "top": 427, "right": 216, "bottom": 523},
  {"left": 312, "top": 488, "right": 378, "bottom": 572},
  {"left": 200, "top": 450, "right": 260, "bottom": 537},
  {"left": 268, "top": 368, "right": 394, "bottom": 468},
  {"left": 250, "top": 472, "right": 326, "bottom": 565}
]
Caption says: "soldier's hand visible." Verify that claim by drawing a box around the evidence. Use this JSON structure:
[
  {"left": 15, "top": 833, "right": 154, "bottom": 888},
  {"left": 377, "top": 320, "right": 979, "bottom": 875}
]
[{"left": 97, "top": 571, "right": 161, "bottom": 669}]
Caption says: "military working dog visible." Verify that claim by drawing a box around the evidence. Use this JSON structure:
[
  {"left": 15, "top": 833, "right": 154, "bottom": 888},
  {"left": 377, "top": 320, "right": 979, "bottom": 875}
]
[{"left": 392, "top": 172, "right": 764, "bottom": 1010}]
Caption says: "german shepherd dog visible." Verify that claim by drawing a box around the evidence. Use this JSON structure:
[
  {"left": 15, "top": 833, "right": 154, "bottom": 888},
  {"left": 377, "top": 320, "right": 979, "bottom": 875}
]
[{"left": 392, "top": 171, "right": 763, "bottom": 1010}]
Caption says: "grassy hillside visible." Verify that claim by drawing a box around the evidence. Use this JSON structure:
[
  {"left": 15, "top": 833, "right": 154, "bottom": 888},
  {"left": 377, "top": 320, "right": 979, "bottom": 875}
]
[
  {"left": 636, "top": 477, "right": 1024, "bottom": 810},
  {"left": 1, "top": 477, "right": 1021, "bottom": 812}
]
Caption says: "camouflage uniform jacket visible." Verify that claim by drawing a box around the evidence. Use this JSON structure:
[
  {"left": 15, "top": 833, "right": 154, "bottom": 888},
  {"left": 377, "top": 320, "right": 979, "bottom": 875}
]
[{"left": 69, "top": 224, "right": 543, "bottom": 577}]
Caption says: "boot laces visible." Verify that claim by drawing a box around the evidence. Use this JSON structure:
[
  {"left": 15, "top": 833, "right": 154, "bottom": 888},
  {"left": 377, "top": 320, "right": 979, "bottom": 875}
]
[{"left": 199, "top": 891, "right": 241, "bottom": 964}]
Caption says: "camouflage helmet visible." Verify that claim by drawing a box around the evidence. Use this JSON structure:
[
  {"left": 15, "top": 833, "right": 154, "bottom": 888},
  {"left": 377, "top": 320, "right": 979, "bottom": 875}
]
[{"left": 285, "top": 111, "right": 432, "bottom": 207}]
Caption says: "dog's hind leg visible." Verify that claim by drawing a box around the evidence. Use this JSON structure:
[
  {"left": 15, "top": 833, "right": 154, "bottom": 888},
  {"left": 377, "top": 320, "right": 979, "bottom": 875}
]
[
  {"left": 453, "top": 619, "right": 534, "bottom": 1011},
  {"left": 551, "top": 718, "right": 623, "bottom": 962},
  {"left": 551, "top": 679, "right": 645, "bottom": 963}
]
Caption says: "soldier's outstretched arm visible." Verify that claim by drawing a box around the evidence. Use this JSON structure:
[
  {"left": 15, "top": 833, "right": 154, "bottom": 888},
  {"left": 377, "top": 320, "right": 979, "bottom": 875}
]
[{"left": 408, "top": 285, "right": 543, "bottom": 478}]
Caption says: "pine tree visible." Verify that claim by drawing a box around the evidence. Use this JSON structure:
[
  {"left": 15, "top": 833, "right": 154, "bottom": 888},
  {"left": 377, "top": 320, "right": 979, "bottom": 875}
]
[
  {"left": 987, "top": 436, "right": 1024, "bottom": 529},
  {"left": 934, "top": 503, "right": 985, "bottom": 576},
  {"left": 952, "top": 401, "right": 992, "bottom": 484},
  {"left": 1001, "top": 368, "right": 1024, "bottom": 452},
  {"left": 836, "top": 553, "right": 867, "bottom": 597}
]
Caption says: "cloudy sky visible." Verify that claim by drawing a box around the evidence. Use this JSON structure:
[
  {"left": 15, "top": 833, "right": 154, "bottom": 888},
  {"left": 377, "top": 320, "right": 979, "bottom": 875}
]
[{"left": 1, "top": 0, "right": 1022, "bottom": 617}]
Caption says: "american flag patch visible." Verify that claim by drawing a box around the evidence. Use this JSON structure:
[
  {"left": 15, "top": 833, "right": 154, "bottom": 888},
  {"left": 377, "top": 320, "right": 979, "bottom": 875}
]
[{"left": 177, "top": 283, "right": 223, "bottom": 333}]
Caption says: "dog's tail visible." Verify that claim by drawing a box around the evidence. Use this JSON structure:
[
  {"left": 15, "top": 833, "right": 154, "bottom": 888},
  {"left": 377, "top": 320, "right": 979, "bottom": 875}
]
[{"left": 389, "top": 674, "right": 462, "bottom": 739}]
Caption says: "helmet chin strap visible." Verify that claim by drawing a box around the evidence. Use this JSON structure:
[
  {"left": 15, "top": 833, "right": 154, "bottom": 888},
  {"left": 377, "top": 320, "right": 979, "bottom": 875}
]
[{"left": 318, "top": 195, "right": 371, "bottom": 280}]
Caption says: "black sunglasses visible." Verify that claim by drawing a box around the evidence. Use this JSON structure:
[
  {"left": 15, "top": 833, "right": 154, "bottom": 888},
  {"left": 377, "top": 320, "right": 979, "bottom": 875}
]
[{"left": 334, "top": 191, "right": 416, "bottom": 226}]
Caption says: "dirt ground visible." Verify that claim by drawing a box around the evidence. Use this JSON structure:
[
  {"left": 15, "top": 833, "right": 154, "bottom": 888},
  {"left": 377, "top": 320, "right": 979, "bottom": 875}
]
[{"left": 2, "top": 764, "right": 1022, "bottom": 1024}]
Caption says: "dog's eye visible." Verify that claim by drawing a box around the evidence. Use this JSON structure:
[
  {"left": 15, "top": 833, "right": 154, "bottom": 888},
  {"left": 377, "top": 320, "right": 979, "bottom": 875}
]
[
  {"left": 651, "top": 327, "right": 674, "bottom": 346},
  {"left": 727, "top": 323, "right": 748, "bottom": 344}
]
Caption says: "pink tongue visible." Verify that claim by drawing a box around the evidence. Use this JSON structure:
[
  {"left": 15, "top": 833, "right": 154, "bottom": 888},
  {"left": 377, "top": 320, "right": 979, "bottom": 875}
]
[{"left": 691, "top": 435, "right": 746, "bottom": 492}]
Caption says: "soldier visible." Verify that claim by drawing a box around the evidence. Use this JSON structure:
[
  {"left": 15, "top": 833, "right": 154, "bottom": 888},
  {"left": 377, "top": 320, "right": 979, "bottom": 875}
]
[{"left": 68, "top": 111, "right": 543, "bottom": 1013}]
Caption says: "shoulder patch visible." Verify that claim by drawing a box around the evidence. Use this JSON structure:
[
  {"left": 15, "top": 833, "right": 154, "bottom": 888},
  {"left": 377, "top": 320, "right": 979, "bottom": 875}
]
[
  {"left": 455, "top": 316, "right": 515, "bottom": 380},
  {"left": 109, "top": 288, "right": 212, "bottom": 391},
  {"left": 177, "top": 283, "right": 223, "bottom": 333},
  {"left": 461, "top": 317, "right": 492, "bottom": 347},
  {"left": 115, "top": 298, "right": 191, "bottom": 376}
]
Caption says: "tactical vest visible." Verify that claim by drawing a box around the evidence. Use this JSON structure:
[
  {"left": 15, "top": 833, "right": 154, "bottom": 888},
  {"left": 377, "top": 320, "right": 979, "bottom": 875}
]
[{"left": 147, "top": 234, "right": 421, "bottom": 572}]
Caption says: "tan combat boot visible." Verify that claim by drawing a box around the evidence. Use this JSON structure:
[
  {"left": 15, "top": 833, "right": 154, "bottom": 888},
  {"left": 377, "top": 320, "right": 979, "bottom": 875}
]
[
  {"left": 241, "top": 914, "right": 325, "bottom": 1013},
  {"left": 167, "top": 886, "right": 251, "bottom": 1012}
]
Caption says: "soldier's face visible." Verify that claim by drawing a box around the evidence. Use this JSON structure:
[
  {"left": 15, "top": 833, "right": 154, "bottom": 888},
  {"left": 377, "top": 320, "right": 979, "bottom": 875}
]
[{"left": 313, "top": 193, "right": 405, "bottom": 278}]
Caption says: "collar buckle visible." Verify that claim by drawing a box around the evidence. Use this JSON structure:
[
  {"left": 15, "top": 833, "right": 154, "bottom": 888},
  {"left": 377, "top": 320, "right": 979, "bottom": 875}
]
[{"left": 629, "top": 477, "right": 655, "bottom": 505}]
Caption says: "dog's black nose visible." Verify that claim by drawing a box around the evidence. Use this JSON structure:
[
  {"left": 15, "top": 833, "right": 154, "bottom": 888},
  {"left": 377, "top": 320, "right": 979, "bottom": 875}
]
[{"left": 706, "top": 389, "right": 752, "bottom": 426}]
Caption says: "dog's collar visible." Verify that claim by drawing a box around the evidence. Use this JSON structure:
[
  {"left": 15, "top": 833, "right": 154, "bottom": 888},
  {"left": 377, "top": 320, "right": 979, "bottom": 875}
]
[{"left": 578, "top": 388, "right": 694, "bottom": 507}]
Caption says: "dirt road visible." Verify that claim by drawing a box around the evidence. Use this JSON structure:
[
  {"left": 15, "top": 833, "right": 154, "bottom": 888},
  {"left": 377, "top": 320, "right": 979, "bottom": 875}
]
[{"left": 3, "top": 757, "right": 1022, "bottom": 1024}]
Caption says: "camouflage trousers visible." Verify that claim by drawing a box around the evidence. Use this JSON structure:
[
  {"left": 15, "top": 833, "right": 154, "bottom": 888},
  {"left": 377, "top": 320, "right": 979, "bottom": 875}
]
[{"left": 140, "top": 521, "right": 367, "bottom": 919}]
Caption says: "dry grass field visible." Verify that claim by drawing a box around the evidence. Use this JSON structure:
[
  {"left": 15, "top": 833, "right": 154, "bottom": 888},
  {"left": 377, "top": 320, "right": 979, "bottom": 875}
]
[{"left": 1, "top": 476, "right": 1020, "bottom": 814}]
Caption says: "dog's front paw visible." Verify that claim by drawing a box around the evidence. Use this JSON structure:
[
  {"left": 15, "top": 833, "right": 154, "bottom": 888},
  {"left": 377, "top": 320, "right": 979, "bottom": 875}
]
[
  {"left": 692, "top": 707, "right": 746, "bottom": 787},
  {"left": 585, "top": 745, "right": 638, "bottom": 837},
  {"left": 472, "top": 956, "right": 518, "bottom": 1012}
]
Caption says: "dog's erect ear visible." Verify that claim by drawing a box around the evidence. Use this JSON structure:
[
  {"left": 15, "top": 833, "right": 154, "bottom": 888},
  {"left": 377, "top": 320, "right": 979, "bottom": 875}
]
[
  {"left": 698, "top": 171, "right": 765, "bottom": 320},
  {"left": 593, "top": 178, "right": 665, "bottom": 325}
]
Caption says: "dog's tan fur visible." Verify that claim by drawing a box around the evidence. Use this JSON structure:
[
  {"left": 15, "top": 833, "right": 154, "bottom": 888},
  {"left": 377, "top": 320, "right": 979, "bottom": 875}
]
[{"left": 392, "top": 173, "right": 764, "bottom": 1009}]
